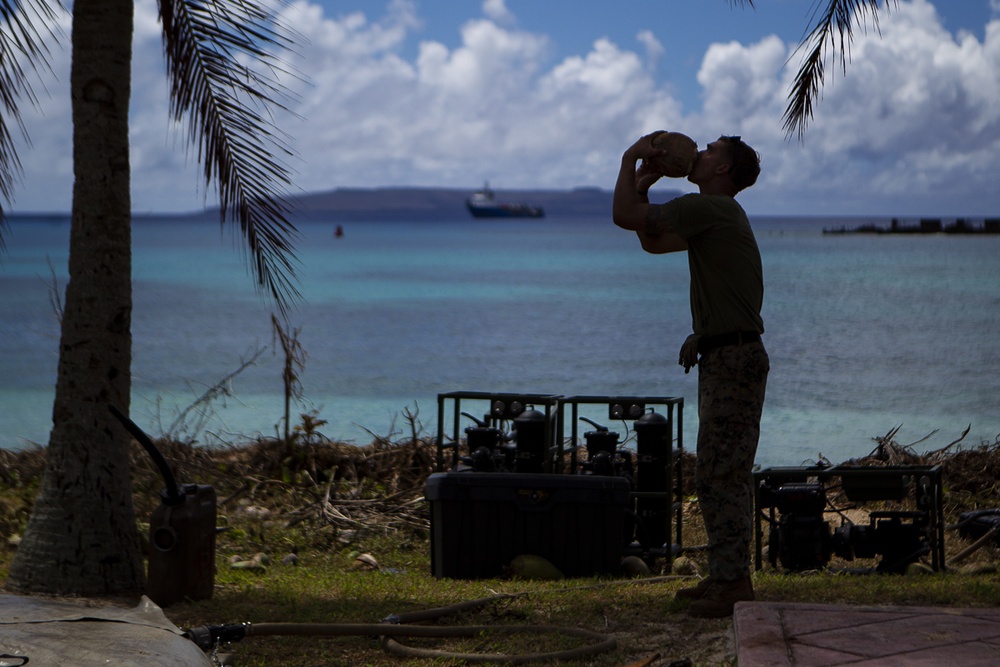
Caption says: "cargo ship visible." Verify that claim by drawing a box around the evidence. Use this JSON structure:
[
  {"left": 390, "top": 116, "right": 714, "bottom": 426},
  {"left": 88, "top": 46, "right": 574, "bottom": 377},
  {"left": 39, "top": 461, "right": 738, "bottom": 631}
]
[{"left": 466, "top": 182, "right": 544, "bottom": 218}]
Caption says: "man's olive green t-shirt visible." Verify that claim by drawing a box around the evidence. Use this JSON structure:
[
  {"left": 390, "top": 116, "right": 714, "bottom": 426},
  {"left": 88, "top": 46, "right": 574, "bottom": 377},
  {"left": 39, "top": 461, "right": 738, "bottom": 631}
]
[{"left": 648, "top": 193, "right": 764, "bottom": 337}]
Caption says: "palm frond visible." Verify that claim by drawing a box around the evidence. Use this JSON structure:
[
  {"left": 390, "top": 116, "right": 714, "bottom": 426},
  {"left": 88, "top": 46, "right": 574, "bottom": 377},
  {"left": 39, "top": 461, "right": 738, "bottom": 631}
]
[
  {"left": 158, "top": 0, "right": 303, "bottom": 315},
  {"left": 783, "top": 0, "right": 894, "bottom": 139},
  {"left": 0, "top": 0, "right": 62, "bottom": 244}
]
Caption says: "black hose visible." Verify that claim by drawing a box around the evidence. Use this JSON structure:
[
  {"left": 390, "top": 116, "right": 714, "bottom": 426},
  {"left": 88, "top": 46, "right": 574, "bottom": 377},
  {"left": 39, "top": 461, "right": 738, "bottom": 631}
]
[{"left": 108, "top": 404, "right": 184, "bottom": 504}]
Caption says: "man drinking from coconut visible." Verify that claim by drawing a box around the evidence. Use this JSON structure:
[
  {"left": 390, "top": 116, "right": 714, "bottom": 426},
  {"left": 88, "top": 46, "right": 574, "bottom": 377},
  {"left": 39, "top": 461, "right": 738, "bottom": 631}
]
[{"left": 612, "top": 132, "right": 768, "bottom": 618}]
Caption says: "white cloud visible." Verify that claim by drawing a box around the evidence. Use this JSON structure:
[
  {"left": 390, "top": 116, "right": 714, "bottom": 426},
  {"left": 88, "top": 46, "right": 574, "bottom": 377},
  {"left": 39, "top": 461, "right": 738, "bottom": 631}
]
[
  {"left": 697, "top": 36, "right": 788, "bottom": 130},
  {"left": 6, "top": 0, "right": 999, "bottom": 216},
  {"left": 482, "top": 0, "right": 515, "bottom": 26},
  {"left": 636, "top": 29, "right": 665, "bottom": 69}
]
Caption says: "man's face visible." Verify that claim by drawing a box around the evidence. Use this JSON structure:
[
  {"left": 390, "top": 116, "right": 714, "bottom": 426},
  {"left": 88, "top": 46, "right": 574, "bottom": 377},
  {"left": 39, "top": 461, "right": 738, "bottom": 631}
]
[{"left": 687, "top": 139, "right": 731, "bottom": 185}]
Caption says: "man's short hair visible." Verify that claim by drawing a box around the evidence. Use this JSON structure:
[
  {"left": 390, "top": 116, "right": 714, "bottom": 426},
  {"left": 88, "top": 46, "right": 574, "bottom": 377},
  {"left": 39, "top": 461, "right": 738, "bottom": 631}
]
[{"left": 720, "top": 136, "right": 761, "bottom": 192}]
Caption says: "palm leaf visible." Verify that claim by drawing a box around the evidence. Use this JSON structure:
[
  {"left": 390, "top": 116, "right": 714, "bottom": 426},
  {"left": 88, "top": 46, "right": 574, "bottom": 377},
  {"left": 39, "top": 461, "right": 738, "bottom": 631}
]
[
  {"left": 158, "top": 0, "right": 302, "bottom": 314},
  {"left": 783, "top": 0, "right": 894, "bottom": 139},
  {"left": 0, "top": 0, "right": 61, "bottom": 244}
]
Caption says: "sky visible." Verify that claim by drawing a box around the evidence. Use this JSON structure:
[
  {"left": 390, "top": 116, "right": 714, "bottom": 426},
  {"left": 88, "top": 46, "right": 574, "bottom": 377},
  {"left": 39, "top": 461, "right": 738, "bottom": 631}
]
[{"left": 5, "top": 0, "right": 1000, "bottom": 216}]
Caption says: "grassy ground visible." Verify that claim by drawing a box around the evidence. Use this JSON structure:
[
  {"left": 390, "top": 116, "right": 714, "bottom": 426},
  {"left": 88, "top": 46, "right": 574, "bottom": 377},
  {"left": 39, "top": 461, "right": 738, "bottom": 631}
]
[{"left": 2, "top": 429, "right": 1000, "bottom": 666}]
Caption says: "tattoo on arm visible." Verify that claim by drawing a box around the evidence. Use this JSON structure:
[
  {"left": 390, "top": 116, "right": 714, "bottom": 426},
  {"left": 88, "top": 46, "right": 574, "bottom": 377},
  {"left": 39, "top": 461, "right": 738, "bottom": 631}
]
[{"left": 643, "top": 205, "right": 676, "bottom": 237}]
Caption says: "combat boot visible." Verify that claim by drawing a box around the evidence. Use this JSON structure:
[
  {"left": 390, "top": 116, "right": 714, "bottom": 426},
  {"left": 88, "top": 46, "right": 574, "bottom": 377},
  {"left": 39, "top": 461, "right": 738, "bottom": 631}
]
[
  {"left": 674, "top": 577, "right": 714, "bottom": 601},
  {"left": 686, "top": 577, "right": 754, "bottom": 618}
]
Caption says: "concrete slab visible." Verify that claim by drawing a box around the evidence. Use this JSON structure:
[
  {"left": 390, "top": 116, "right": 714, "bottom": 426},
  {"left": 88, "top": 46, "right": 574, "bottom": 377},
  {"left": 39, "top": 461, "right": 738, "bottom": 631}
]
[{"left": 735, "top": 602, "right": 1000, "bottom": 667}]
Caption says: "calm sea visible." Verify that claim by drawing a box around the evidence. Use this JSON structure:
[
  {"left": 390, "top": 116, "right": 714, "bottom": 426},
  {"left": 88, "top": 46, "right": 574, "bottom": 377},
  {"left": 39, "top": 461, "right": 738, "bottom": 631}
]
[{"left": 2, "top": 213, "right": 998, "bottom": 468}]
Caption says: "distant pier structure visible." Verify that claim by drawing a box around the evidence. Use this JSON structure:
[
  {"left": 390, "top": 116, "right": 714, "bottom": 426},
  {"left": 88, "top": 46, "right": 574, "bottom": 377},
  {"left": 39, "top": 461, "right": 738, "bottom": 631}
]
[{"left": 825, "top": 217, "right": 1000, "bottom": 235}]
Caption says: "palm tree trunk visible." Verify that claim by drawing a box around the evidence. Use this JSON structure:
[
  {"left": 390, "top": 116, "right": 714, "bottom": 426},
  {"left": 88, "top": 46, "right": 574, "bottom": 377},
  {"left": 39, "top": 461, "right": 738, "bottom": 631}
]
[{"left": 7, "top": 0, "right": 143, "bottom": 596}]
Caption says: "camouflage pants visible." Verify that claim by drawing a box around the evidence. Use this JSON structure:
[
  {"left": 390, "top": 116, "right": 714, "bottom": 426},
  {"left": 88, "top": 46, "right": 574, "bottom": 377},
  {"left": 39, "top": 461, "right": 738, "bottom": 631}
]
[{"left": 695, "top": 340, "right": 769, "bottom": 581}]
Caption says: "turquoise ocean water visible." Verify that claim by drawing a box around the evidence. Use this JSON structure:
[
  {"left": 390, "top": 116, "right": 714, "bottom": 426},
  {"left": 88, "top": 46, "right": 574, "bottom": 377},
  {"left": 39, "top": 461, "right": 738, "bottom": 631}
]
[{"left": 2, "top": 213, "right": 998, "bottom": 468}]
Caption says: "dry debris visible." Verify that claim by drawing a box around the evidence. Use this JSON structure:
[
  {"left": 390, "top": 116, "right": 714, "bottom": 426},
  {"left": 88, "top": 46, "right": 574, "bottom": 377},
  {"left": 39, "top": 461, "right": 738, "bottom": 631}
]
[{"left": 2, "top": 424, "right": 998, "bottom": 551}]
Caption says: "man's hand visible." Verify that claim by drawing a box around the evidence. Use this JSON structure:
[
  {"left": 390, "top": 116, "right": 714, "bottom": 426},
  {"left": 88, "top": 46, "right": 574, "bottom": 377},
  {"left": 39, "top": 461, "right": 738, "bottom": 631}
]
[
  {"left": 679, "top": 334, "right": 700, "bottom": 373},
  {"left": 636, "top": 160, "right": 662, "bottom": 195},
  {"left": 624, "top": 132, "right": 667, "bottom": 164}
]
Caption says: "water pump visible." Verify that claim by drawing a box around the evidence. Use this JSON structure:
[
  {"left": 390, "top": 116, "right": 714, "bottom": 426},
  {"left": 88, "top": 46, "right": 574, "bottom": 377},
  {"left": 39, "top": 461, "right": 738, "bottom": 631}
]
[
  {"left": 578, "top": 417, "right": 633, "bottom": 481},
  {"left": 458, "top": 412, "right": 513, "bottom": 472},
  {"left": 759, "top": 478, "right": 932, "bottom": 573}
]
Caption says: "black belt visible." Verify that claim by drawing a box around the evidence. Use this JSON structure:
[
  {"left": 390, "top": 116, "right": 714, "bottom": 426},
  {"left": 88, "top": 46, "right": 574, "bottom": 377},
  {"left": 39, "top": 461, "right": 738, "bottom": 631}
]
[{"left": 698, "top": 331, "right": 761, "bottom": 354}]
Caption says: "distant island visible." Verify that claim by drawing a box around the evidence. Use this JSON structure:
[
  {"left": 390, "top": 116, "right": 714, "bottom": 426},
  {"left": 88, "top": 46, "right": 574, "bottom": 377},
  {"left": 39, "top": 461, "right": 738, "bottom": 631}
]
[
  {"left": 281, "top": 186, "right": 653, "bottom": 222},
  {"left": 823, "top": 217, "right": 1000, "bottom": 235}
]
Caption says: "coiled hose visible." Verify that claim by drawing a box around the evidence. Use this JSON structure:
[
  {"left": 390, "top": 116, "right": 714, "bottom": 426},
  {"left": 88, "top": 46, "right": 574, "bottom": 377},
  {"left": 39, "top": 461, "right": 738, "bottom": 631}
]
[{"left": 185, "top": 590, "right": 620, "bottom": 664}]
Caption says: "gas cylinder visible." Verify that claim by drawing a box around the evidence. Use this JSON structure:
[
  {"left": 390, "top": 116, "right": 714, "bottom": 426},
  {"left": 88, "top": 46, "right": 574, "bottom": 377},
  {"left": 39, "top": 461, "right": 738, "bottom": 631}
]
[
  {"left": 147, "top": 484, "right": 217, "bottom": 607},
  {"left": 512, "top": 406, "right": 547, "bottom": 473},
  {"left": 633, "top": 409, "right": 672, "bottom": 550}
]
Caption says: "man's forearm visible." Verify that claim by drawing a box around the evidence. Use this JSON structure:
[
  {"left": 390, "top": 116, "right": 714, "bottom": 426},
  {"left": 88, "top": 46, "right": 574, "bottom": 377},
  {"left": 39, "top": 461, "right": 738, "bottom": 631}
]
[{"left": 612, "top": 152, "right": 643, "bottom": 230}]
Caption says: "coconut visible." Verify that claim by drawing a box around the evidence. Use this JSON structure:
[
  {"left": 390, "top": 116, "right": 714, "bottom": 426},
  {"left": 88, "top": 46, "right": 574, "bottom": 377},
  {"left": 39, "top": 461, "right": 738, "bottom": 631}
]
[
  {"left": 507, "top": 554, "right": 565, "bottom": 580},
  {"left": 648, "top": 131, "right": 698, "bottom": 178},
  {"left": 621, "top": 555, "right": 651, "bottom": 577}
]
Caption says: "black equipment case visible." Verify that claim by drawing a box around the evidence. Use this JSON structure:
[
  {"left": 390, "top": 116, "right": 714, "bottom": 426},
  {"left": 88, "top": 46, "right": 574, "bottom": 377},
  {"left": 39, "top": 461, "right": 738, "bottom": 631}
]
[{"left": 424, "top": 472, "right": 631, "bottom": 579}]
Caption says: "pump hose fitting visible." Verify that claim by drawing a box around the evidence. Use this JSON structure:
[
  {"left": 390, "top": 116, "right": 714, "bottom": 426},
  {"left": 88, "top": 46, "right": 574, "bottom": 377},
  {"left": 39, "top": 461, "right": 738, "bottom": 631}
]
[{"left": 183, "top": 623, "right": 250, "bottom": 649}]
